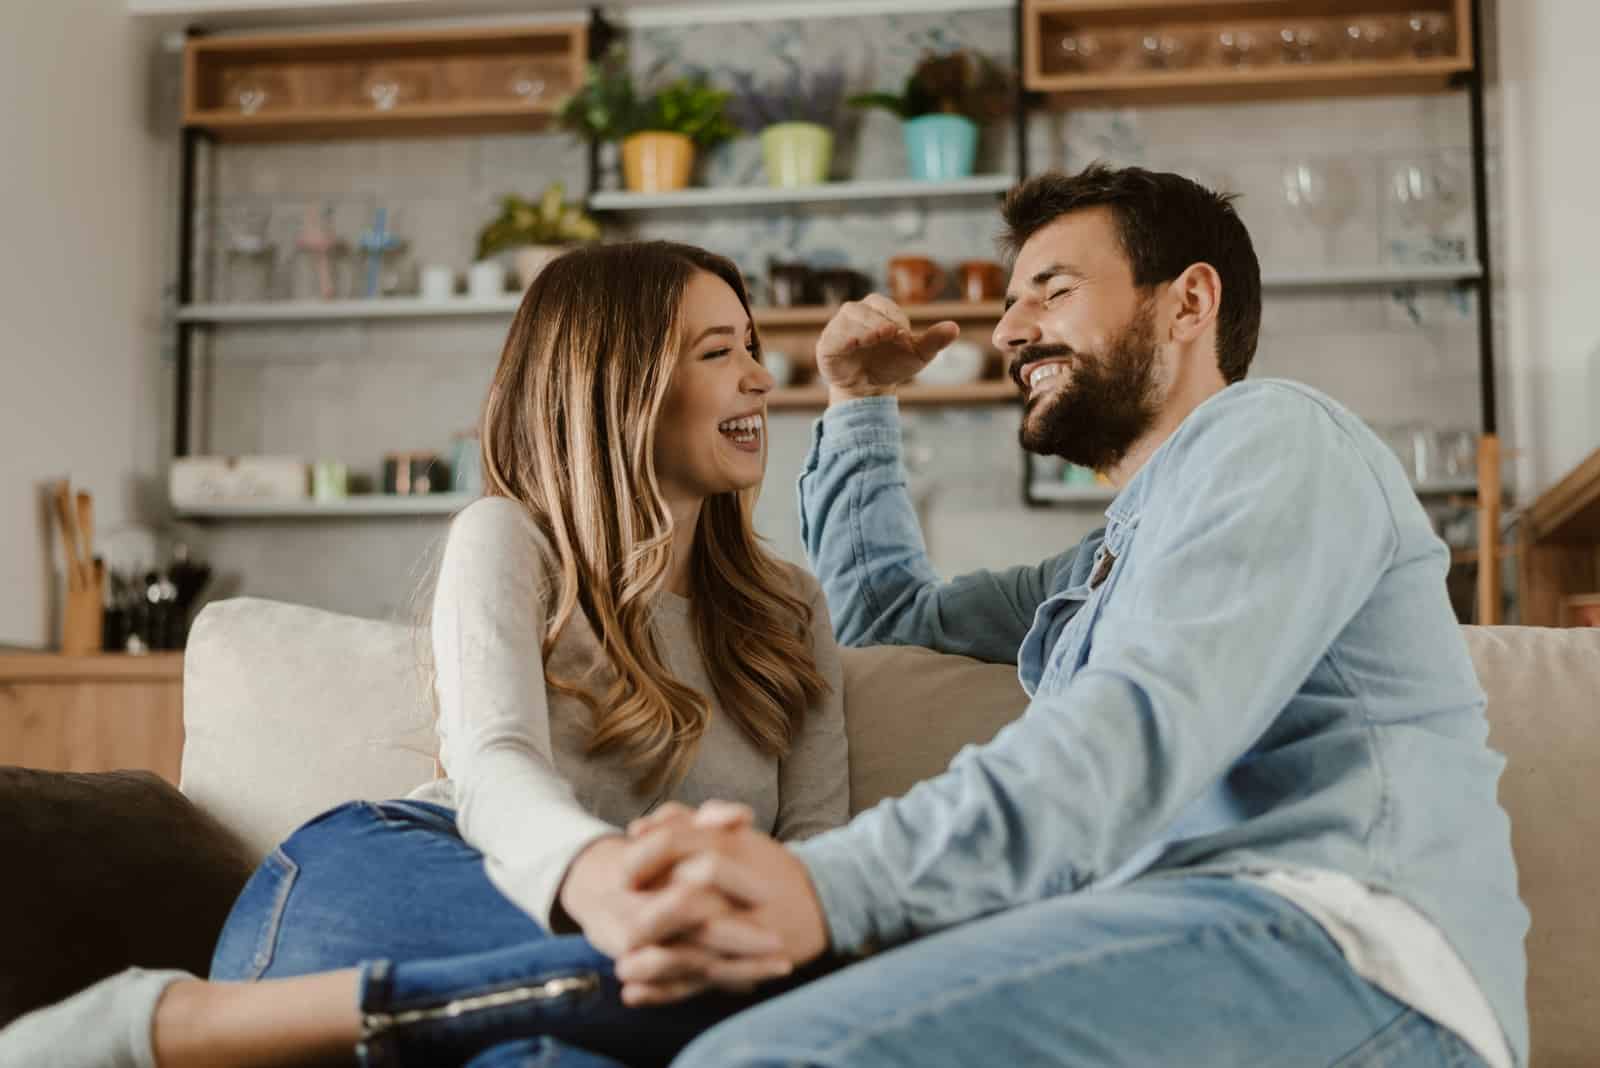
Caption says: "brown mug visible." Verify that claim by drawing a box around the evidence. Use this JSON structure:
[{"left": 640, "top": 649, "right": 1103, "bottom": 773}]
[
  {"left": 888, "top": 255, "right": 947, "bottom": 305},
  {"left": 958, "top": 259, "right": 1006, "bottom": 302}
]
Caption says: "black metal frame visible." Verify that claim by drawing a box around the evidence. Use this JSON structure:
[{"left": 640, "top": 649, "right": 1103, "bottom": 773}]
[{"left": 1018, "top": 0, "right": 1499, "bottom": 505}]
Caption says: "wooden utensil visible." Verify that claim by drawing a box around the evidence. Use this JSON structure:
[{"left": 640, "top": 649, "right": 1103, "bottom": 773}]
[
  {"left": 53, "top": 482, "right": 86, "bottom": 591},
  {"left": 76, "top": 491, "right": 94, "bottom": 571}
]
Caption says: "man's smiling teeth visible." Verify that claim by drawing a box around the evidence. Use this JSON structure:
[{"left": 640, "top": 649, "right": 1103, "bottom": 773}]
[
  {"left": 718, "top": 415, "right": 763, "bottom": 436},
  {"left": 1028, "top": 363, "right": 1066, "bottom": 390}
]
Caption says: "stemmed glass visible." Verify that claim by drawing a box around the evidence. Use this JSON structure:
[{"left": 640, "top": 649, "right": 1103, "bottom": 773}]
[
  {"left": 1139, "top": 31, "right": 1192, "bottom": 70},
  {"left": 1405, "top": 12, "right": 1453, "bottom": 59},
  {"left": 1216, "top": 28, "right": 1261, "bottom": 68},
  {"left": 1282, "top": 158, "right": 1360, "bottom": 263},
  {"left": 1278, "top": 24, "right": 1325, "bottom": 64},
  {"left": 1058, "top": 31, "right": 1123, "bottom": 74}
]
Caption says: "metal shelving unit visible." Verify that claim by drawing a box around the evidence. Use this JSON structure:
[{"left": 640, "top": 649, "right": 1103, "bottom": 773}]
[{"left": 1014, "top": 0, "right": 1499, "bottom": 555}]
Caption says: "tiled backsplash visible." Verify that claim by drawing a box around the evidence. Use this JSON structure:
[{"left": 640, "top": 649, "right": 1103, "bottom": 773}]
[{"left": 189, "top": 8, "right": 1483, "bottom": 622}]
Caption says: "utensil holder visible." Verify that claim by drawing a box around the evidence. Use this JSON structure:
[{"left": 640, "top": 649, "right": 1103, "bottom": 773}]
[{"left": 62, "top": 564, "right": 104, "bottom": 655}]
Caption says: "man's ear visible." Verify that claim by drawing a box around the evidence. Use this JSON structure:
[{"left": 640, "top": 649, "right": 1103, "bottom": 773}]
[{"left": 1165, "top": 262, "right": 1222, "bottom": 345}]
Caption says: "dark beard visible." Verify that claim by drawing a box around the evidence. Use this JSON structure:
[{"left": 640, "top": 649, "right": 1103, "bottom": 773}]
[{"left": 1012, "top": 303, "right": 1162, "bottom": 472}]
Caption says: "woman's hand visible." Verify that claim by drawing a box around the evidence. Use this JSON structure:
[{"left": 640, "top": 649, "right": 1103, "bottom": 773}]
[
  {"left": 557, "top": 826, "right": 794, "bottom": 1001},
  {"left": 610, "top": 802, "right": 831, "bottom": 1006}
]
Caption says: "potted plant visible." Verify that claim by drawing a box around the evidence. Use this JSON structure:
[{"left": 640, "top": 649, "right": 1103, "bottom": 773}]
[
  {"left": 728, "top": 64, "right": 847, "bottom": 188},
  {"left": 475, "top": 182, "right": 600, "bottom": 290},
  {"left": 559, "top": 47, "right": 738, "bottom": 194},
  {"left": 849, "top": 50, "right": 1007, "bottom": 181}
]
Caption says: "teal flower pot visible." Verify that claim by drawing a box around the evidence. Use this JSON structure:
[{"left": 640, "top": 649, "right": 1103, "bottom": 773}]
[{"left": 903, "top": 114, "right": 978, "bottom": 181}]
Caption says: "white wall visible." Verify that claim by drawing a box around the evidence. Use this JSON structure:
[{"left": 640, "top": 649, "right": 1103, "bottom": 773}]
[
  {"left": 1495, "top": 0, "right": 1600, "bottom": 496},
  {"left": 0, "top": 2, "right": 171, "bottom": 647}
]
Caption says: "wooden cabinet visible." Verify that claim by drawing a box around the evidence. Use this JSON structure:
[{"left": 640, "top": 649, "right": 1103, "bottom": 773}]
[
  {"left": 1517, "top": 449, "right": 1600, "bottom": 628},
  {"left": 0, "top": 655, "right": 184, "bottom": 784},
  {"left": 1023, "top": 0, "right": 1473, "bottom": 105},
  {"left": 183, "top": 22, "right": 588, "bottom": 141}
]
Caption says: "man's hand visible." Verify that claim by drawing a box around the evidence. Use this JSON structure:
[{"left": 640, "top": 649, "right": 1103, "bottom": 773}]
[
  {"left": 557, "top": 833, "right": 792, "bottom": 998},
  {"left": 611, "top": 804, "right": 831, "bottom": 1006},
  {"left": 815, "top": 294, "right": 961, "bottom": 404}
]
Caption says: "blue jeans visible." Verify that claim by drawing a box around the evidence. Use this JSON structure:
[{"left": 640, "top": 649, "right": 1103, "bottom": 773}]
[
  {"left": 210, "top": 800, "right": 798, "bottom": 1068},
  {"left": 672, "top": 875, "right": 1491, "bottom": 1068}
]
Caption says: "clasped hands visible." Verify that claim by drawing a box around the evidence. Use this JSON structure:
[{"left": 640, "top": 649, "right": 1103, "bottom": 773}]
[{"left": 557, "top": 801, "right": 829, "bottom": 1006}]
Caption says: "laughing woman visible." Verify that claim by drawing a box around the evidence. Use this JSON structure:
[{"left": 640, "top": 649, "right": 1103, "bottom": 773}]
[{"left": 1, "top": 241, "right": 847, "bottom": 1068}]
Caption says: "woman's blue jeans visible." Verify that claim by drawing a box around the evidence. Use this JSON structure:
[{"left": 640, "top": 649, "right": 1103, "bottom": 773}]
[{"left": 210, "top": 799, "right": 794, "bottom": 1068}]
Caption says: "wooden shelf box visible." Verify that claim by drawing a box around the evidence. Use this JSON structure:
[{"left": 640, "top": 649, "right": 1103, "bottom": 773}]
[
  {"left": 183, "top": 22, "right": 588, "bottom": 141},
  {"left": 1023, "top": 0, "right": 1474, "bottom": 106}
]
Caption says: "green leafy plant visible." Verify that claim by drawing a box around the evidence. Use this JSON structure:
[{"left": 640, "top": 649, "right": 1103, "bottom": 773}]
[
  {"left": 558, "top": 46, "right": 644, "bottom": 143},
  {"left": 475, "top": 183, "right": 600, "bottom": 261},
  {"left": 848, "top": 49, "right": 1007, "bottom": 121},
  {"left": 643, "top": 78, "right": 739, "bottom": 149},
  {"left": 558, "top": 45, "right": 737, "bottom": 149}
]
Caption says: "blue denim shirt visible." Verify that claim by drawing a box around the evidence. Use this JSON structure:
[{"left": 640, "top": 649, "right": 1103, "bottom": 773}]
[{"left": 790, "top": 380, "right": 1528, "bottom": 1065}]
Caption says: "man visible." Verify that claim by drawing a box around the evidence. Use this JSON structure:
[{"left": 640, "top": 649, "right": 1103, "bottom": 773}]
[{"left": 619, "top": 164, "right": 1527, "bottom": 1067}]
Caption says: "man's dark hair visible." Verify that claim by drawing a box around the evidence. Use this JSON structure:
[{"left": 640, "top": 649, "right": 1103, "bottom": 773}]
[{"left": 1000, "top": 163, "right": 1262, "bottom": 384}]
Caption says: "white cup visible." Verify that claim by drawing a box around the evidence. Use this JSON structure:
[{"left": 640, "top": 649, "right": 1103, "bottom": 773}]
[
  {"left": 420, "top": 265, "right": 455, "bottom": 302},
  {"left": 467, "top": 260, "right": 506, "bottom": 302}
]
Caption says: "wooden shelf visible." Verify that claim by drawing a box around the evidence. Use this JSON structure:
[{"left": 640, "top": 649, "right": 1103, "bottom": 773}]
[
  {"left": 175, "top": 493, "right": 476, "bottom": 519},
  {"left": 1025, "top": 0, "right": 1473, "bottom": 106},
  {"left": 174, "top": 266, "right": 1479, "bottom": 326},
  {"left": 183, "top": 22, "right": 586, "bottom": 141},
  {"left": 178, "top": 299, "right": 1007, "bottom": 326},
  {"left": 0, "top": 653, "right": 184, "bottom": 683},
  {"left": 1030, "top": 476, "right": 1478, "bottom": 506},
  {"left": 770, "top": 380, "right": 1018, "bottom": 409},
  {"left": 588, "top": 175, "right": 1017, "bottom": 212}
]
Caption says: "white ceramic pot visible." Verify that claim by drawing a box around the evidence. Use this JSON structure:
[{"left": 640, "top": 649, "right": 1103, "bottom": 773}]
[
  {"left": 916, "top": 339, "right": 986, "bottom": 386},
  {"left": 467, "top": 260, "right": 506, "bottom": 302},
  {"left": 512, "top": 245, "right": 566, "bottom": 290}
]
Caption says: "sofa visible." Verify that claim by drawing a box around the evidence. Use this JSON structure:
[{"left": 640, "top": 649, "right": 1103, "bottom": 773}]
[{"left": 7, "top": 597, "right": 1596, "bottom": 1062}]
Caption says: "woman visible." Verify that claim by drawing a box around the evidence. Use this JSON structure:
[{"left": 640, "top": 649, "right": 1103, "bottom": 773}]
[{"left": 2, "top": 241, "right": 848, "bottom": 1068}]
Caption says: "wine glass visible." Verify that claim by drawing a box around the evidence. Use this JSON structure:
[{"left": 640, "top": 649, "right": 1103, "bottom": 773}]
[
  {"left": 1343, "top": 19, "right": 1395, "bottom": 61},
  {"left": 1406, "top": 12, "right": 1453, "bottom": 59},
  {"left": 1216, "top": 27, "right": 1262, "bottom": 68},
  {"left": 1282, "top": 158, "right": 1360, "bottom": 262},
  {"left": 1388, "top": 157, "right": 1467, "bottom": 227},
  {"left": 1139, "top": 30, "right": 1193, "bottom": 70},
  {"left": 1059, "top": 31, "right": 1122, "bottom": 74},
  {"left": 1278, "top": 24, "right": 1325, "bottom": 64},
  {"left": 505, "top": 62, "right": 548, "bottom": 103},
  {"left": 223, "top": 69, "right": 288, "bottom": 115},
  {"left": 359, "top": 65, "right": 428, "bottom": 111}
]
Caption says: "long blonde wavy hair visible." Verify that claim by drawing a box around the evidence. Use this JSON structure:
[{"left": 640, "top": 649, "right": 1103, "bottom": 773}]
[{"left": 476, "top": 240, "right": 829, "bottom": 796}]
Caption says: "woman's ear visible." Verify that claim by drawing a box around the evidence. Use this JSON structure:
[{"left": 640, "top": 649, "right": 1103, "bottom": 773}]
[{"left": 1166, "top": 262, "right": 1223, "bottom": 346}]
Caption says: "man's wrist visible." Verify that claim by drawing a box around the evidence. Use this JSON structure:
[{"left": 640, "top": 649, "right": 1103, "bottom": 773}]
[{"left": 826, "top": 384, "right": 897, "bottom": 407}]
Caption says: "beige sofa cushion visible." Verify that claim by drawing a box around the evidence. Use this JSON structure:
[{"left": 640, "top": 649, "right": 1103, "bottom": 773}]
[
  {"left": 180, "top": 598, "right": 436, "bottom": 861},
  {"left": 1463, "top": 626, "right": 1600, "bottom": 1067}
]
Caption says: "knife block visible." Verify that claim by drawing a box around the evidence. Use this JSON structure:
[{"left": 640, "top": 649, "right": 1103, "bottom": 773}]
[{"left": 61, "top": 566, "right": 105, "bottom": 656}]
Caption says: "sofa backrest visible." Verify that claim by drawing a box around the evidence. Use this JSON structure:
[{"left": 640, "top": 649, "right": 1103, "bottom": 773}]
[{"left": 181, "top": 598, "right": 1600, "bottom": 1064}]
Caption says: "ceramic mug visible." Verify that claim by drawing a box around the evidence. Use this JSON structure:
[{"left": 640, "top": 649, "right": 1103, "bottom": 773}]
[
  {"left": 888, "top": 255, "right": 947, "bottom": 304},
  {"left": 768, "top": 260, "right": 815, "bottom": 307},
  {"left": 815, "top": 268, "right": 869, "bottom": 306},
  {"left": 958, "top": 260, "right": 1006, "bottom": 302}
]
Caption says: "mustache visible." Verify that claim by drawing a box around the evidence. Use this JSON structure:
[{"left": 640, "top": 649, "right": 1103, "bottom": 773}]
[{"left": 1009, "top": 344, "right": 1078, "bottom": 390}]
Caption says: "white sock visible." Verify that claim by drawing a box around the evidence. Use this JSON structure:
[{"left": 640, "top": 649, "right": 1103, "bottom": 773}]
[{"left": 0, "top": 968, "right": 194, "bottom": 1068}]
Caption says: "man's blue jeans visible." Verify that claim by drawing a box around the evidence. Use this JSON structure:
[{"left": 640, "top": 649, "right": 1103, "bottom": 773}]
[
  {"left": 210, "top": 799, "right": 791, "bottom": 1068},
  {"left": 672, "top": 874, "right": 1491, "bottom": 1068}
]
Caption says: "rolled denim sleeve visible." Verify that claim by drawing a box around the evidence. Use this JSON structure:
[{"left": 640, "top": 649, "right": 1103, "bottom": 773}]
[
  {"left": 792, "top": 388, "right": 1401, "bottom": 953},
  {"left": 798, "top": 397, "right": 1079, "bottom": 662}
]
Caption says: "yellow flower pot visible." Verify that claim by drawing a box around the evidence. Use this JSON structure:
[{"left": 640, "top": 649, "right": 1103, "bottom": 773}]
[
  {"left": 621, "top": 131, "right": 696, "bottom": 193},
  {"left": 760, "top": 122, "right": 833, "bottom": 187}
]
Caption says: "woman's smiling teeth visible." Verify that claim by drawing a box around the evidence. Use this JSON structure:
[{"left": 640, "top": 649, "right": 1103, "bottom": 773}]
[
  {"left": 1028, "top": 363, "right": 1067, "bottom": 391},
  {"left": 718, "top": 414, "right": 764, "bottom": 450}
]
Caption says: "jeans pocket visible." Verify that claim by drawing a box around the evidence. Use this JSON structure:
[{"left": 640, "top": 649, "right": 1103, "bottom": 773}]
[{"left": 216, "top": 846, "right": 300, "bottom": 981}]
